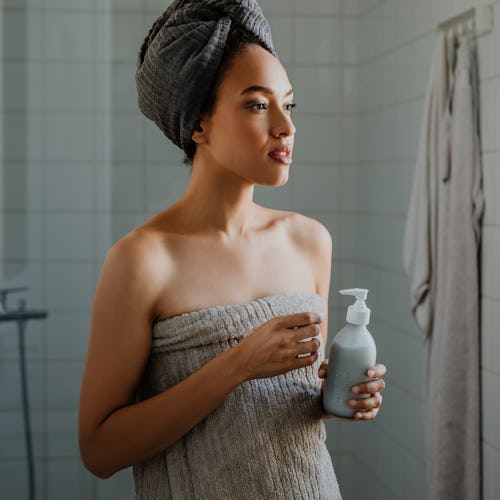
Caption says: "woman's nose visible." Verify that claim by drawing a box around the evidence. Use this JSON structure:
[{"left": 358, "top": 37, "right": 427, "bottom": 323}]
[{"left": 271, "top": 109, "right": 296, "bottom": 138}]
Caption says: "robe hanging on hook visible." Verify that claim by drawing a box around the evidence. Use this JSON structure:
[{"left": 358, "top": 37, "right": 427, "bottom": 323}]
[{"left": 437, "top": 4, "right": 494, "bottom": 38}]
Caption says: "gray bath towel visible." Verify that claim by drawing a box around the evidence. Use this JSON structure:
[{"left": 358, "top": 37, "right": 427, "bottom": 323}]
[
  {"left": 403, "top": 31, "right": 484, "bottom": 500},
  {"left": 133, "top": 291, "right": 342, "bottom": 499},
  {"left": 135, "top": 0, "right": 276, "bottom": 155}
]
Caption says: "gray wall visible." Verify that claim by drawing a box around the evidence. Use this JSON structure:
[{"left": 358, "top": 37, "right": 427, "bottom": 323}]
[{"left": 0, "top": 0, "right": 498, "bottom": 498}]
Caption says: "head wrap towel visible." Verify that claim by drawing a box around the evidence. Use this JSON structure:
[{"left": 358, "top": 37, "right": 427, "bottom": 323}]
[{"left": 135, "top": 0, "right": 277, "bottom": 155}]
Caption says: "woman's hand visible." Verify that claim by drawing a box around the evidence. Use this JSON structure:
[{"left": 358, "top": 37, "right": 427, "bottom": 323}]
[
  {"left": 318, "top": 360, "right": 387, "bottom": 421},
  {"left": 235, "top": 312, "right": 324, "bottom": 382}
]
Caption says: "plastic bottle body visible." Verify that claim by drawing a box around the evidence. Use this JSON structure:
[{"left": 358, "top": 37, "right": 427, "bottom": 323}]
[{"left": 322, "top": 323, "right": 377, "bottom": 419}]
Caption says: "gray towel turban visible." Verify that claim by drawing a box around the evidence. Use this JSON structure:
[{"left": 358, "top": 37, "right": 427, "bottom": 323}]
[{"left": 135, "top": 0, "right": 277, "bottom": 155}]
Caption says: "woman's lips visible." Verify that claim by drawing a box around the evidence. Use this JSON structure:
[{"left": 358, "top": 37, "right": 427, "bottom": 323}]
[{"left": 268, "top": 151, "right": 292, "bottom": 165}]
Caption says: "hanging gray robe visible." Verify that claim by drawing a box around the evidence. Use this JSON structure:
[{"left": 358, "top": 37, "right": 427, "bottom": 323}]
[{"left": 403, "top": 31, "right": 484, "bottom": 500}]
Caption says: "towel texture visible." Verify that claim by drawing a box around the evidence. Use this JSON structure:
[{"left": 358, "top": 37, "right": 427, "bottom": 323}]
[
  {"left": 135, "top": 0, "right": 277, "bottom": 155},
  {"left": 133, "top": 291, "right": 342, "bottom": 499}
]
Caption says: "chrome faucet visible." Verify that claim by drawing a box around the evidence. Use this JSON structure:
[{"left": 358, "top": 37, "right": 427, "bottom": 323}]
[
  {"left": 0, "top": 287, "right": 47, "bottom": 322},
  {"left": 0, "top": 286, "right": 28, "bottom": 315},
  {"left": 0, "top": 285, "right": 47, "bottom": 500}
]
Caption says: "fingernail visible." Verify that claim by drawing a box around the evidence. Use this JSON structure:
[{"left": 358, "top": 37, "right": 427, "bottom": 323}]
[
  {"left": 368, "top": 369, "right": 376, "bottom": 377},
  {"left": 349, "top": 400, "right": 357, "bottom": 408},
  {"left": 352, "top": 386, "right": 360, "bottom": 394}
]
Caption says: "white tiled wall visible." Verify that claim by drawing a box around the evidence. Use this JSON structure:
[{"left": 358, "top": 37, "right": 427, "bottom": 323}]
[{"left": 0, "top": 0, "right": 498, "bottom": 498}]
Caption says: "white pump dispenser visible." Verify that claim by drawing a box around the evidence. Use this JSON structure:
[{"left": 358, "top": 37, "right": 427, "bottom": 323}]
[
  {"left": 339, "top": 288, "right": 371, "bottom": 325},
  {"left": 322, "top": 288, "right": 377, "bottom": 419}
]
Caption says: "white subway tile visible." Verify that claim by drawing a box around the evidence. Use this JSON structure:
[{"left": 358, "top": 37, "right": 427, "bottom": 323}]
[
  {"left": 112, "top": 12, "right": 147, "bottom": 64},
  {"left": 394, "top": 0, "right": 433, "bottom": 43},
  {"left": 1, "top": 111, "right": 44, "bottom": 162},
  {"left": 255, "top": 180, "right": 292, "bottom": 209},
  {"left": 46, "top": 262, "right": 94, "bottom": 311},
  {"left": 45, "top": 0, "right": 93, "bottom": 8},
  {"left": 143, "top": 119, "right": 184, "bottom": 163},
  {"left": 0, "top": 313, "right": 45, "bottom": 361},
  {"left": 2, "top": 61, "right": 43, "bottom": 111},
  {"left": 45, "top": 12, "right": 93, "bottom": 61},
  {"left": 483, "top": 370, "right": 500, "bottom": 450},
  {"left": 294, "top": 17, "right": 341, "bottom": 65},
  {"left": 94, "top": 213, "right": 113, "bottom": 262},
  {"left": 95, "top": 113, "right": 113, "bottom": 164},
  {"left": 479, "top": 79, "right": 495, "bottom": 153},
  {"left": 481, "top": 226, "right": 499, "bottom": 299},
  {"left": 0, "top": 410, "right": 44, "bottom": 460},
  {"left": 46, "top": 360, "right": 84, "bottom": 409},
  {"left": 495, "top": 78, "right": 500, "bottom": 152},
  {"left": 1, "top": 212, "right": 44, "bottom": 262},
  {"left": 291, "top": 165, "right": 341, "bottom": 211},
  {"left": 2, "top": 0, "right": 44, "bottom": 7},
  {"left": 255, "top": 0, "right": 293, "bottom": 16},
  {"left": 46, "top": 311, "right": 90, "bottom": 360},
  {"left": 144, "top": 0, "right": 174, "bottom": 12},
  {"left": 46, "top": 213, "right": 94, "bottom": 261},
  {"left": 47, "top": 459, "right": 95, "bottom": 500},
  {"left": 482, "top": 297, "right": 500, "bottom": 373},
  {"left": 357, "top": 2, "right": 396, "bottom": 62},
  {"left": 482, "top": 153, "right": 496, "bottom": 226},
  {"left": 293, "top": 66, "right": 340, "bottom": 114},
  {"left": 0, "top": 262, "right": 45, "bottom": 309},
  {"left": 111, "top": 113, "right": 143, "bottom": 163},
  {"left": 145, "top": 164, "right": 190, "bottom": 213},
  {"left": 111, "top": 164, "right": 145, "bottom": 211},
  {"left": 45, "top": 62, "right": 94, "bottom": 112},
  {"left": 266, "top": 15, "right": 293, "bottom": 64},
  {"left": 483, "top": 443, "right": 500, "bottom": 500},
  {"left": 292, "top": 114, "right": 340, "bottom": 163},
  {"left": 0, "top": 360, "right": 44, "bottom": 409},
  {"left": 95, "top": 10, "right": 113, "bottom": 63},
  {"left": 46, "top": 409, "right": 79, "bottom": 458},
  {"left": 295, "top": 0, "right": 342, "bottom": 16},
  {"left": 44, "top": 112, "right": 94, "bottom": 163},
  {"left": 2, "top": 9, "right": 44, "bottom": 61},
  {"left": 95, "top": 466, "right": 134, "bottom": 500},
  {"left": 2, "top": 162, "right": 44, "bottom": 212},
  {"left": 45, "top": 164, "right": 95, "bottom": 211},
  {"left": 110, "top": 63, "right": 137, "bottom": 112},
  {"left": 0, "top": 459, "right": 45, "bottom": 500},
  {"left": 342, "top": 17, "right": 358, "bottom": 65},
  {"left": 111, "top": 213, "right": 147, "bottom": 244}
]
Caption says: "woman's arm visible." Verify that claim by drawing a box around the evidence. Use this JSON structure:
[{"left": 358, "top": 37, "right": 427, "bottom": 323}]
[{"left": 78, "top": 231, "right": 323, "bottom": 478}]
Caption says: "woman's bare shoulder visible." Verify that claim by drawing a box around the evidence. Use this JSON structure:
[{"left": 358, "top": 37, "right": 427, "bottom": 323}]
[
  {"left": 279, "top": 210, "right": 332, "bottom": 248},
  {"left": 101, "top": 227, "right": 172, "bottom": 298}
]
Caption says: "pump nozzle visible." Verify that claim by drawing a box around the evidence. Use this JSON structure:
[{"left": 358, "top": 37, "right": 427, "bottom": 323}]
[
  {"left": 339, "top": 288, "right": 368, "bottom": 301},
  {"left": 339, "top": 288, "right": 371, "bottom": 325}
]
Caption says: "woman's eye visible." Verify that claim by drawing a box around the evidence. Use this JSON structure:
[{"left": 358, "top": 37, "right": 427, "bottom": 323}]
[
  {"left": 248, "top": 102, "right": 297, "bottom": 112},
  {"left": 249, "top": 102, "right": 268, "bottom": 110}
]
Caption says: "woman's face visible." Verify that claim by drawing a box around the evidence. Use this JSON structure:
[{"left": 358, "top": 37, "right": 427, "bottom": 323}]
[{"left": 195, "top": 43, "right": 296, "bottom": 185}]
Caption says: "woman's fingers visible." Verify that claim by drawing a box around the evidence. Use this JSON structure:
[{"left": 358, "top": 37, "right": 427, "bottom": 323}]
[
  {"left": 352, "top": 377, "right": 385, "bottom": 395},
  {"left": 367, "top": 363, "right": 387, "bottom": 378},
  {"left": 293, "top": 337, "right": 320, "bottom": 358},
  {"left": 350, "top": 392, "right": 383, "bottom": 420},
  {"left": 354, "top": 406, "right": 381, "bottom": 420},
  {"left": 317, "top": 360, "right": 328, "bottom": 378}
]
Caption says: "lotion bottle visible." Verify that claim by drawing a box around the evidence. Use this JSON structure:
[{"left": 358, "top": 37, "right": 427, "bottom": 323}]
[{"left": 322, "top": 288, "right": 377, "bottom": 419}]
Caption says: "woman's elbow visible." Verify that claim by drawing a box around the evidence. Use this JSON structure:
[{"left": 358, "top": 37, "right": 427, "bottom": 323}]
[{"left": 79, "top": 435, "right": 116, "bottom": 479}]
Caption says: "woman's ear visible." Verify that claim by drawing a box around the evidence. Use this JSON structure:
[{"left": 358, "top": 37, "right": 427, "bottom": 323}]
[{"left": 191, "top": 115, "right": 210, "bottom": 144}]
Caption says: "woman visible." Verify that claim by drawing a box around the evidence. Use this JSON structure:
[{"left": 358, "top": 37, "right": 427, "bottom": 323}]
[{"left": 78, "top": 1, "right": 386, "bottom": 498}]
